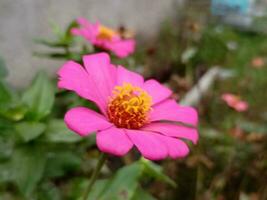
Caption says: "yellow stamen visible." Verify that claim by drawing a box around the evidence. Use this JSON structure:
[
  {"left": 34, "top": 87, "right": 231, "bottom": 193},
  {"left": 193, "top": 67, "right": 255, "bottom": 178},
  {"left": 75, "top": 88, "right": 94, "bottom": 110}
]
[
  {"left": 97, "top": 25, "right": 117, "bottom": 41},
  {"left": 107, "top": 83, "right": 152, "bottom": 129}
]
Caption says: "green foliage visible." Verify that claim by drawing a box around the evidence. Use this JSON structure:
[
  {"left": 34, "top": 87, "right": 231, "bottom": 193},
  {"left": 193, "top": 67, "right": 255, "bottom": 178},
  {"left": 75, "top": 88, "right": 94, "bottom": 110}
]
[
  {"left": 15, "top": 122, "right": 46, "bottom": 142},
  {"left": 11, "top": 146, "right": 46, "bottom": 198},
  {"left": 22, "top": 71, "right": 55, "bottom": 121},
  {"left": 44, "top": 119, "right": 82, "bottom": 143}
]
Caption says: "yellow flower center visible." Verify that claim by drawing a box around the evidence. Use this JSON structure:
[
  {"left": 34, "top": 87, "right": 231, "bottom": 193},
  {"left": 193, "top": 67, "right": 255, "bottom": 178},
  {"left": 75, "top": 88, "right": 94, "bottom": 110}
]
[
  {"left": 97, "top": 25, "right": 117, "bottom": 41},
  {"left": 107, "top": 83, "right": 152, "bottom": 129}
]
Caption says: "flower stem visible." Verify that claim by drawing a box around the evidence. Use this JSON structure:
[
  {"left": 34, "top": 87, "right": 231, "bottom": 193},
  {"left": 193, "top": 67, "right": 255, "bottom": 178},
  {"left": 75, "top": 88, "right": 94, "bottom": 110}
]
[{"left": 83, "top": 152, "right": 107, "bottom": 200}]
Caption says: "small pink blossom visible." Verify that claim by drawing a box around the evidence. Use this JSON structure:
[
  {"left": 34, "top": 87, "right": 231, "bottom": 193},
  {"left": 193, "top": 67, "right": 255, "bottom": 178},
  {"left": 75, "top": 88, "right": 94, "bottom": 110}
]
[
  {"left": 251, "top": 57, "right": 265, "bottom": 69},
  {"left": 57, "top": 53, "right": 198, "bottom": 160},
  {"left": 221, "top": 93, "right": 248, "bottom": 112},
  {"left": 71, "top": 18, "right": 136, "bottom": 58}
]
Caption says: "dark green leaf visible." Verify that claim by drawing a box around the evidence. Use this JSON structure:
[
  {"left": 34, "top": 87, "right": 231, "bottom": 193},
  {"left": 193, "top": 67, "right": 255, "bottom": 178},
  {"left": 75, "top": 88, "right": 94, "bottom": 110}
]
[
  {"left": 11, "top": 146, "right": 46, "bottom": 197},
  {"left": 131, "top": 187, "right": 156, "bottom": 200},
  {"left": 0, "top": 80, "right": 12, "bottom": 108},
  {"left": 98, "top": 162, "right": 143, "bottom": 200},
  {"left": 141, "top": 158, "right": 176, "bottom": 188},
  {"left": 15, "top": 122, "right": 46, "bottom": 142},
  {"left": 44, "top": 151, "right": 81, "bottom": 178},
  {"left": 0, "top": 162, "right": 12, "bottom": 183},
  {"left": 87, "top": 179, "right": 109, "bottom": 200},
  {"left": 0, "top": 134, "right": 14, "bottom": 160},
  {"left": 22, "top": 71, "right": 55, "bottom": 121},
  {"left": 34, "top": 38, "right": 69, "bottom": 48},
  {"left": 44, "top": 119, "right": 82, "bottom": 143},
  {"left": 37, "top": 182, "right": 61, "bottom": 200}
]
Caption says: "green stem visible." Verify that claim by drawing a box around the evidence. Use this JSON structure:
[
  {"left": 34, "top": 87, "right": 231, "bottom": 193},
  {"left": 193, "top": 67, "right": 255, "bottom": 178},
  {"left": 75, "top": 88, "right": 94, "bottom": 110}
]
[{"left": 83, "top": 153, "right": 107, "bottom": 200}]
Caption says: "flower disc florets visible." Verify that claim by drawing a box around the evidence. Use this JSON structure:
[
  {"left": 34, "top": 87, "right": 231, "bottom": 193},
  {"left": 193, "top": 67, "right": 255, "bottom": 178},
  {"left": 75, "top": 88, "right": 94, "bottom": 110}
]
[
  {"left": 107, "top": 83, "right": 152, "bottom": 129},
  {"left": 97, "top": 25, "right": 117, "bottom": 41}
]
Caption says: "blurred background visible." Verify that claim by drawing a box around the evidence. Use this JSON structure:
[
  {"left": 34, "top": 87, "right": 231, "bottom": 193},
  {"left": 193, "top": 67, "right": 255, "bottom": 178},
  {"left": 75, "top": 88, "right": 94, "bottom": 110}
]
[{"left": 1, "top": 0, "right": 267, "bottom": 199}]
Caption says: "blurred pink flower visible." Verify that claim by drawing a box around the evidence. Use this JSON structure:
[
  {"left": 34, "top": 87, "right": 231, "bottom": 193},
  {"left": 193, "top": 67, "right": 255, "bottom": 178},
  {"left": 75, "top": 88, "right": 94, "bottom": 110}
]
[
  {"left": 251, "top": 57, "right": 265, "bottom": 69},
  {"left": 57, "top": 53, "right": 199, "bottom": 160},
  {"left": 71, "top": 18, "right": 135, "bottom": 58},
  {"left": 221, "top": 93, "right": 248, "bottom": 112}
]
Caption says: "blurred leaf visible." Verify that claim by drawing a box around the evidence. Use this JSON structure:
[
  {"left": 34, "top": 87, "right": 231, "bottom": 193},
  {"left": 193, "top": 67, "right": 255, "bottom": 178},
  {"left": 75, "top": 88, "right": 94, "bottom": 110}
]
[
  {"left": 0, "top": 56, "right": 8, "bottom": 78},
  {"left": 87, "top": 179, "right": 110, "bottom": 200},
  {"left": 44, "top": 119, "right": 82, "bottom": 143},
  {"left": 192, "top": 32, "right": 228, "bottom": 66},
  {"left": 15, "top": 122, "right": 46, "bottom": 142},
  {"left": 0, "top": 80, "right": 12, "bottom": 108},
  {"left": 11, "top": 146, "right": 46, "bottom": 197},
  {"left": 1, "top": 104, "right": 28, "bottom": 121},
  {"left": 34, "top": 38, "right": 69, "bottom": 48},
  {"left": 22, "top": 71, "right": 55, "bottom": 121},
  {"left": 44, "top": 151, "right": 81, "bottom": 178},
  {"left": 0, "top": 134, "right": 14, "bottom": 160},
  {"left": 38, "top": 182, "right": 61, "bottom": 200},
  {"left": 0, "top": 162, "right": 12, "bottom": 183},
  {"left": 64, "top": 20, "right": 78, "bottom": 39},
  {"left": 141, "top": 158, "right": 176, "bottom": 188},
  {"left": 49, "top": 21, "right": 64, "bottom": 39},
  {"left": 98, "top": 162, "right": 143, "bottom": 200},
  {"left": 131, "top": 187, "right": 156, "bottom": 200}
]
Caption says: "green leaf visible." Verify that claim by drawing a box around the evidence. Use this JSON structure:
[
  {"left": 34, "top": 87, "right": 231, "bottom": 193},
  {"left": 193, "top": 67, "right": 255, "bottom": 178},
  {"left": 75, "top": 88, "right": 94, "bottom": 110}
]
[
  {"left": 87, "top": 179, "right": 110, "bottom": 200},
  {"left": 15, "top": 122, "right": 46, "bottom": 142},
  {"left": 131, "top": 187, "right": 156, "bottom": 200},
  {"left": 140, "top": 158, "right": 176, "bottom": 188},
  {"left": 0, "top": 162, "right": 12, "bottom": 183},
  {"left": 22, "top": 71, "right": 55, "bottom": 121},
  {"left": 98, "top": 162, "right": 143, "bottom": 200},
  {"left": 0, "top": 134, "right": 14, "bottom": 160},
  {"left": 44, "top": 151, "right": 81, "bottom": 178},
  {"left": 0, "top": 80, "right": 12, "bottom": 108},
  {"left": 11, "top": 146, "right": 46, "bottom": 197},
  {"left": 34, "top": 38, "right": 69, "bottom": 48},
  {"left": 1, "top": 104, "right": 28, "bottom": 121},
  {"left": 37, "top": 182, "right": 61, "bottom": 200},
  {"left": 0, "top": 56, "right": 8, "bottom": 78},
  {"left": 49, "top": 21, "right": 64, "bottom": 39},
  {"left": 44, "top": 119, "right": 82, "bottom": 143}
]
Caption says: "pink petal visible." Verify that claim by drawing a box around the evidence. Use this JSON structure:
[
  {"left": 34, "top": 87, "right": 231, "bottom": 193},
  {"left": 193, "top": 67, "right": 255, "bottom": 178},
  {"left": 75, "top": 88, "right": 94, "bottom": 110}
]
[
  {"left": 76, "top": 17, "right": 91, "bottom": 27},
  {"left": 57, "top": 60, "right": 106, "bottom": 114},
  {"left": 157, "top": 134, "right": 190, "bottom": 158},
  {"left": 149, "top": 99, "right": 198, "bottom": 126},
  {"left": 83, "top": 53, "right": 116, "bottom": 104},
  {"left": 116, "top": 65, "right": 144, "bottom": 87},
  {"left": 71, "top": 19, "right": 99, "bottom": 43},
  {"left": 109, "top": 39, "right": 136, "bottom": 58},
  {"left": 141, "top": 122, "right": 198, "bottom": 144},
  {"left": 64, "top": 107, "right": 112, "bottom": 137},
  {"left": 57, "top": 61, "right": 90, "bottom": 98},
  {"left": 143, "top": 79, "right": 172, "bottom": 105},
  {"left": 96, "top": 127, "right": 133, "bottom": 156},
  {"left": 126, "top": 130, "right": 168, "bottom": 160},
  {"left": 221, "top": 93, "right": 237, "bottom": 107},
  {"left": 234, "top": 101, "right": 248, "bottom": 112}
]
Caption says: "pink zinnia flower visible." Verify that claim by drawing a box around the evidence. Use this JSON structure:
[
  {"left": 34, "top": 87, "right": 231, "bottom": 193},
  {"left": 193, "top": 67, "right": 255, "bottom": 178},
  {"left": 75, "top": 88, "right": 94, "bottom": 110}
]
[
  {"left": 57, "top": 53, "right": 198, "bottom": 160},
  {"left": 221, "top": 93, "right": 248, "bottom": 112},
  {"left": 71, "top": 18, "right": 135, "bottom": 58}
]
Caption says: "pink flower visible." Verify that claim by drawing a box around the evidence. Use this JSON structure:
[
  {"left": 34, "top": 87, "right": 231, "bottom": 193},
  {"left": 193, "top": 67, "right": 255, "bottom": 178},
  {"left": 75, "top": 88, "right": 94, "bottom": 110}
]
[
  {"left": 71, "top": 18, "right": 136, "bottom": 58},
  {"left": 221, "top": 93, "right": 248, "bottom": 112},
  {"left": 57, "top": 53, "right": 198, "bottom": 160}
]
